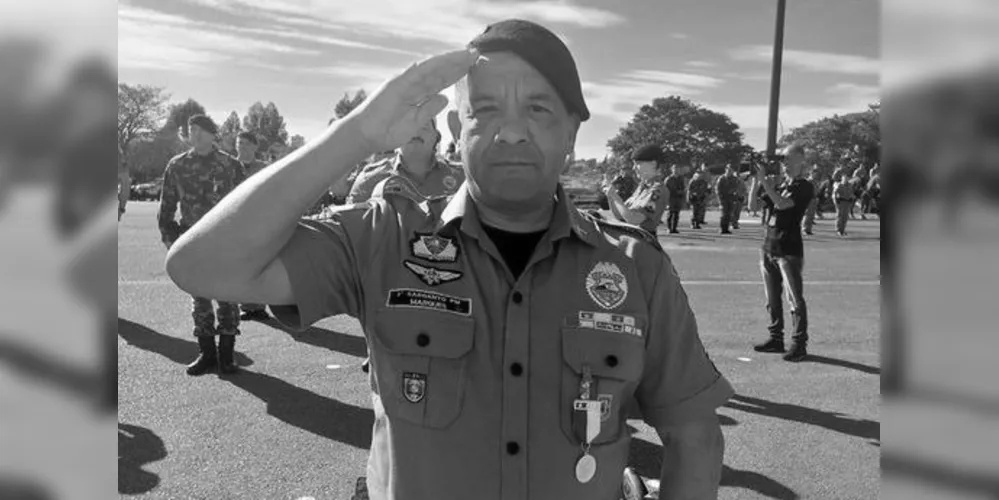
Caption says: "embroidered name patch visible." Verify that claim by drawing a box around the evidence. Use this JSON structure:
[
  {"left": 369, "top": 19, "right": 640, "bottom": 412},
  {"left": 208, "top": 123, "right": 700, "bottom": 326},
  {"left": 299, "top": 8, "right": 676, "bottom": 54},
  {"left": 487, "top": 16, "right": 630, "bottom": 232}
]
[
  {"left": 387, "top": 289, "right": 472, "bottom": 316},
  {"left": 410, "top": 233, "right": 459, "bottom": 262},
  {"left": 585, "top": 262, "right": 629, "bottom": 310},
  {"left": 403, "top": 260, "right": 463, "bottom": 286},
  {"left": 403, "top": 372, "right": 427, "bottom": 403},
  {"left": 578, "top": 311, "right": 642, "bottom": 337}
]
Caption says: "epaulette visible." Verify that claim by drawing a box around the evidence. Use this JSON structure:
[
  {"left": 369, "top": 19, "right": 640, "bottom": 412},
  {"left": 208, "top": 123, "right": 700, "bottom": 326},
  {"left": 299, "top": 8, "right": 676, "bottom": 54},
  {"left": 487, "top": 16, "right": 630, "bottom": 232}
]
[{"left": 583, "top": 212, "right": 664, "bottom": 252}]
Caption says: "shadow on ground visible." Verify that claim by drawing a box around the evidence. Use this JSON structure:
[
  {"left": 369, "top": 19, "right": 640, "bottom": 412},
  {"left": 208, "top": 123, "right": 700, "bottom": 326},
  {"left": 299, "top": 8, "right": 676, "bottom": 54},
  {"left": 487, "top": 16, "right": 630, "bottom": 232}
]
[
  {"left": 117, "top": 318, "right": 253, "bottom": 367},
  {"left": 223, "top": 369, "right": 374, "bottom": 449},
  {"left": 725, "top": 394, "right": 879, "bottom": 441},
  {"left": 261, "top": 318, "right": 368, "bottom": 358},
  {"left": 118, "top": 423, "right": 167, "bottom": 495},
  {"left": 627, "top": 424, "right": 800, "bottom": 500},
  {"left": 804, "top": 355, "right": 880, "bottom": 375}
]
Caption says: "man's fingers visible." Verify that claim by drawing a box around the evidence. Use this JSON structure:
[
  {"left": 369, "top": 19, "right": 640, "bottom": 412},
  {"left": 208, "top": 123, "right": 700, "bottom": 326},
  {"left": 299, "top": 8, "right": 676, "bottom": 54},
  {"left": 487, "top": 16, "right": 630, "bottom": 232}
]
[
  {"left": 398, "top": 49, "right": 478, "bottom": 104},
  {"left": 415, "top": 95, "right": 449, "bottom": 125}
]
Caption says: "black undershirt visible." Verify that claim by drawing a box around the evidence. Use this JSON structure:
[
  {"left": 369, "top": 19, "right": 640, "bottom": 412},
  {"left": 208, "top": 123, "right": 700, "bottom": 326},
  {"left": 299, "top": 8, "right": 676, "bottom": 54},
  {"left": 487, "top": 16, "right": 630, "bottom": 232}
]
[{"left": 481, "top": 224, "right": 547, "bottom": 279}]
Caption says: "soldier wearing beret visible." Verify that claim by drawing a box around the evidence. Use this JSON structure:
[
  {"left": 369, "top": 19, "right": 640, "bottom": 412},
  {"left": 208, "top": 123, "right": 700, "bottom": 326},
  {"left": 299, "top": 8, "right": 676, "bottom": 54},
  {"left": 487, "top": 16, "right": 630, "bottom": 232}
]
[
  {"left": 604, "top": 144, "right": 669, "bottom": 236},
  {"left": 663, "top": 165, "right": 687, "bottom": 234},
  {"left": 687, "top": 168, "right": 709, "bottom": 229},
  {"left": 158, "top": 114, "right": 246, "bottom": 375},
  {"left": 167, "top": 19, "right": 732, "bottom": 500}
]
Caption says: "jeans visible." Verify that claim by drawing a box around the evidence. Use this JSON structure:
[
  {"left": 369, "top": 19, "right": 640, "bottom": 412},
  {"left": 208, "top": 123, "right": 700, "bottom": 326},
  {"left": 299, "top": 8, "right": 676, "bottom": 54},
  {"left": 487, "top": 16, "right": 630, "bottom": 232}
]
[{"left": 760, "top": 251, "right": 808, "bottom": 343}]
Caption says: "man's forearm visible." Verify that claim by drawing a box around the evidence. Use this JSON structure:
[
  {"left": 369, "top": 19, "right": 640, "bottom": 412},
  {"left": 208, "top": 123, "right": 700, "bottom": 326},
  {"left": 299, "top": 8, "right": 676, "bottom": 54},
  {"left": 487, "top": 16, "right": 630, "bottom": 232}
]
[
  {"left": 659, "top": 418, "right": 725, "bottom": 500},
  {"left": 608, "top": 193, "right": 644, "bottom": 225},
  {"left": 166, "top": 118, "right": 373, "bottom": 291},
  {"left": 760, "top": 181, "right": 791, "bottom": 210}
]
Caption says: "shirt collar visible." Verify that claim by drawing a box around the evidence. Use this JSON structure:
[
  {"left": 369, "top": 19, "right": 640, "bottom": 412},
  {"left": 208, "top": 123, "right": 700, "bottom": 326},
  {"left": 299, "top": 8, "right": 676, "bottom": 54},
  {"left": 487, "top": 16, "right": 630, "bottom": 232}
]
[
  {"left": 393, "top": 153, "right": 447, "bottom": 175},
  {"left": 437, "top": 182, "right": 599, "bottom": 247}
]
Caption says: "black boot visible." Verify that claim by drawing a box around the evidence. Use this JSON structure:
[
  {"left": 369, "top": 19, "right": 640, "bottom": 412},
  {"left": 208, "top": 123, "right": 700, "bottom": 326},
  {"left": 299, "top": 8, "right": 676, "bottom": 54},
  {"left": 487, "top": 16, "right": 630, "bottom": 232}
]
[
  {"left": 753, "top": 337, "right": 785, "bottom": 353},
  {"left": 187, "top": 336, "right": 218, "bottom": 376},
  {"left": 218, "top": 335, "right": 239, "bottom": 375},
  {"left": 783, "top": 341, "right": 808, "bottom": 362}
]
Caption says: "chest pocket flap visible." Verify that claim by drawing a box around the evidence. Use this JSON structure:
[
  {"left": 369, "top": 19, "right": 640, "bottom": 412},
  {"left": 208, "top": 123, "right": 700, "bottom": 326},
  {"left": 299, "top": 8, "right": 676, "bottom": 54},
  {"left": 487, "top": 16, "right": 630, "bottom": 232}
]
[{"left": 562, "top": 327, "right": 644, "bottom": 382}]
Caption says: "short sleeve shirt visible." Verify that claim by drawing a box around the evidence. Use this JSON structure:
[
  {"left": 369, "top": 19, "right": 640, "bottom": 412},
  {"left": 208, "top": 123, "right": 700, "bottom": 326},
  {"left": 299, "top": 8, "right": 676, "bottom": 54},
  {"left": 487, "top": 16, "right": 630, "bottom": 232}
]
[
  {"left": 346, "top": 153, "right": 464, "bottom": 204},
  {"left": 271, "top": 183, "right": 734, "bottom": 500},
  {"left": 761, "top": 178, "right": 815, "bottom": 257},
  {"left": 623, "top": 179, "right": 668, "bottom": 234}
]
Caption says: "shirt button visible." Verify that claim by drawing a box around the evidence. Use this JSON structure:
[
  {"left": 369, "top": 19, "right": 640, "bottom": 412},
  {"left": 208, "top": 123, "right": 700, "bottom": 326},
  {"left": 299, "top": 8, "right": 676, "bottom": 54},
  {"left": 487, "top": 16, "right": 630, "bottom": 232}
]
[
  {"left": 510, "top": 363, "right": 523, "bottom": 377},
  {"left": 416, "top": 333, "right": 431, "bottom": 347},
  {"left": 512, "top": 291, "right": 523, "bottom": 304},
  {"left": 605, "top": 355, "right": 619, "bottom": 367},
  {"left": 506, "top": 441, "right": 520, "bottom": 455}
]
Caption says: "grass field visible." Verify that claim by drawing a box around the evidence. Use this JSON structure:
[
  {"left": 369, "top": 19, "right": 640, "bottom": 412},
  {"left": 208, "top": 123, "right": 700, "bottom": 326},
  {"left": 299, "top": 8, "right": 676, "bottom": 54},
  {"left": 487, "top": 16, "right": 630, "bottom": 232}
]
[{"left": 117, "top": 201, "right": 881, "bottom": 500}]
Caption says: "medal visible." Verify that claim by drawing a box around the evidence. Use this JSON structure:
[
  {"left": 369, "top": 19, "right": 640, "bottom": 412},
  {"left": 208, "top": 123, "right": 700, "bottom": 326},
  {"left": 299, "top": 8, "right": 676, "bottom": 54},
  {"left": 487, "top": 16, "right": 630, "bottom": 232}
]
[{"left": 575, "top": 452, "right": 597, "bottom": 483}]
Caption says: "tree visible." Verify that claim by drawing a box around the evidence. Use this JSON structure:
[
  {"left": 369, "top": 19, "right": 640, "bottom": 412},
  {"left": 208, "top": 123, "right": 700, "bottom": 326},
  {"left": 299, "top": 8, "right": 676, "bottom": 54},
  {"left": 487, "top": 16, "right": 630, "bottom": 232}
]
[
  {"left": 331, "top": 89, "right": 367, "bottom": 124},
  {"left": 778, "top": 104, "right": 880, "bottom": 177},
  {"left": 288, "top": 134, "right": 306, "bottom": 152},
  {"left": 127, "top": 131, "right": 185, "bottom": 183},
  {"left": 218, "top": 111, "right": 242, "bottom": 154},
  {"left": 243, "top": 101, "right": 289, "bottom": 157},
  {"left": 117, "top": 83, "right": 169, "bottom": 158},
  {"left": 164, "top": 98, "right": 207, "bottom": 138},
  {"left": 607, "top": 96, "right": 751, "bottom": 170}
]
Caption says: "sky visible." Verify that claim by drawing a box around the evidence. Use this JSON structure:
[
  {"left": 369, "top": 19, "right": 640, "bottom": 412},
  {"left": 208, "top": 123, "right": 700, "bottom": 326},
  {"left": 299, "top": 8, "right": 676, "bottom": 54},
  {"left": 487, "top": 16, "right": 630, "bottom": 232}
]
[{"left": 117, "top": 0, "right": 883, "bottom": 160}]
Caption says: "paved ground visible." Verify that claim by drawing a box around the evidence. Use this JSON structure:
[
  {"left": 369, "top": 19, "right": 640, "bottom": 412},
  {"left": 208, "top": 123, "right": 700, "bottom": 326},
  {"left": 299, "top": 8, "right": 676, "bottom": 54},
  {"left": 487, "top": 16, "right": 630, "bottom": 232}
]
[{"left": 114, "top": 201, "right": 882, "bottom": 499}]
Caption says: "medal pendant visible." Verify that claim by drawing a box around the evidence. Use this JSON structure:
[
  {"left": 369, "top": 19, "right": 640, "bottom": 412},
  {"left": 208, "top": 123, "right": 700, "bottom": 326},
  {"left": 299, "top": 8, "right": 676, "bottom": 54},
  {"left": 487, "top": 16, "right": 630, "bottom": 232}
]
[{"left": 575, "top": 453, "right": 597, "bottom": 483}]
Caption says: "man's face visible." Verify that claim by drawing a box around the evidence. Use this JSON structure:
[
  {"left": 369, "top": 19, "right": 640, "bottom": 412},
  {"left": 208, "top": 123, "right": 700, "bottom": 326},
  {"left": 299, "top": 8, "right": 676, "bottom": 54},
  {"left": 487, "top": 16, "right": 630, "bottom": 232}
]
[
  {"left": 782, "top": 147, "right": 805, "bottom": 178},
  {"left": 400, "top": 120, "right": 439, "bottom": 161},
  {"left": 457, "top": 51, "right": 579, "bottom": 211},
  {"left": 189, "top": 124, "right": 215, "bottom": 151},
  {"left": 236, "top": 137, "right": 257, "bottom": 160},
  {"left": 634, "top": 160, "right": 657, "bottom": 180},
  {"left": 726, "top": 164, "right": 736, "bottom": 176}
]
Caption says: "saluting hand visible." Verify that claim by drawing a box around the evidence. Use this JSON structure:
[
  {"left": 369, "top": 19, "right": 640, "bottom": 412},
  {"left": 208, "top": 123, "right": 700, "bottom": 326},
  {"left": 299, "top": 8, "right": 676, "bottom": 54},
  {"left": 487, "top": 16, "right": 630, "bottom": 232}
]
[{"left": 349, "top": 49, "right": 478, "bottom": 154}]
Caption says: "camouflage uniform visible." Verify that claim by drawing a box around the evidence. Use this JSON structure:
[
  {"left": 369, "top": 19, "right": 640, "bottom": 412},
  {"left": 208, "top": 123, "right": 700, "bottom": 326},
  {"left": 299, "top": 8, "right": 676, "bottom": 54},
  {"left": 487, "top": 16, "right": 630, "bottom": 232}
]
[
  {"left": 158, "top": 148, "right": 246, "bottom": 337},
  {"left": 663, "top": 173, "right": 686, "bottom": 233},
  {"left": 715, "top": 173, "right": 740, "bottom": 233},
  {"left": 686, "top": 174, "right": 709, "bottom": 228}
]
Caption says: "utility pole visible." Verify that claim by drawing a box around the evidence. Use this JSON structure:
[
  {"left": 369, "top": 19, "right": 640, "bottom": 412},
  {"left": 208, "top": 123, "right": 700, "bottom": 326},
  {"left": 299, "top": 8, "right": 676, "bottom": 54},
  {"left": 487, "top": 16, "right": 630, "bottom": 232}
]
[{"left": 766, "top": 0, "right": 787, "bottom": 156}]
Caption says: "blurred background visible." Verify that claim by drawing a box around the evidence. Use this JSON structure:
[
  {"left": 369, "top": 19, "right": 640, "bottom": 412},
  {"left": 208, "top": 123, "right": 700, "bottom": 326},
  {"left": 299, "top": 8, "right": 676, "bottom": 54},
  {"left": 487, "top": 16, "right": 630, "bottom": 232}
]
[{"left": 0, "top": 0, "right": 997, "bottom": 498}]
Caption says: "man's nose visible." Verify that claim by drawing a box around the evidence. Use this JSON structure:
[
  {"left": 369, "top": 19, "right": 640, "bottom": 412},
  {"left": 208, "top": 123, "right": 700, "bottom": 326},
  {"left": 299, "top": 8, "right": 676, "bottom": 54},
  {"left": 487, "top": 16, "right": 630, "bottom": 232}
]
[{"left": 494, "top": 114, "right": 530, "bottom": 145}]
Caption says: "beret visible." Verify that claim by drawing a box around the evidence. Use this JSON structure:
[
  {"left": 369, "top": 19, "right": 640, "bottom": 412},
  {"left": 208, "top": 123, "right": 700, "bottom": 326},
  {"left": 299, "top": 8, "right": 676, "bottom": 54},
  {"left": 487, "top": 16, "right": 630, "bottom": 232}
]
[
  {"left": 632, "top": 144, "right": 664, "bottom": 162},
  {"left": 188, "top": 114, "right": 218, "bottom": 135},
  {"left": 468, "top": 19, "right": 590, "bottom": 122}
]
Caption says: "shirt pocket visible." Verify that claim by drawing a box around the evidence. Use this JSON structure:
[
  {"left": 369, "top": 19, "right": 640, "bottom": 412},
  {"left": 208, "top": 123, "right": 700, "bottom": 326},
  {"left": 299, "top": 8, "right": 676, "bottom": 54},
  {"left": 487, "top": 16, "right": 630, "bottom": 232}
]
[
  {"left": 559, "top": 326, "right": 645, "bottom": 446},
  {"left": 370, "top": 308, "right": 475, "bottom": 429}
]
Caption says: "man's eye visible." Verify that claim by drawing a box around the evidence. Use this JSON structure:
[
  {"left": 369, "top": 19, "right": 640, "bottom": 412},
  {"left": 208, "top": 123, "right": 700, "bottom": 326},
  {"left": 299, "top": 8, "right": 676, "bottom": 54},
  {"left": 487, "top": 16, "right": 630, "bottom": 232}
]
[
  {"left": 529, "top": 104, "right": 551, "bottom": 114},
  {"left": 474, "top": 106, "right": 498, "bottom": 114}
]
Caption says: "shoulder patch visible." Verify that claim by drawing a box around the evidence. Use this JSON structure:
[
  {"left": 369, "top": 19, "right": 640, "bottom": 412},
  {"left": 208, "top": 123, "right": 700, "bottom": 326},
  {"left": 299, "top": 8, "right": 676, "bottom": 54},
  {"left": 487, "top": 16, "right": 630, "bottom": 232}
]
[{"left": 585, "top": 212, "right": 664, "bottom": 252}]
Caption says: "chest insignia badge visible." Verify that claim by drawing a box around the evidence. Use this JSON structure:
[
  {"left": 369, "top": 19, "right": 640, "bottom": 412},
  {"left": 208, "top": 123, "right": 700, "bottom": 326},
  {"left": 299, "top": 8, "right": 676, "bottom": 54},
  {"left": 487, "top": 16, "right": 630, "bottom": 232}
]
[
  {"left": 411, "top": 233, "right": 459, "bottom": 262},
  {"left": 585, "top": 262, "right": 628, "bottom": 310},
  {"left": 403, "top": 372, "right": 427, "bottom": 403},
  {"left": 403, "top": 260, "right": 463, "bottom": 286}
]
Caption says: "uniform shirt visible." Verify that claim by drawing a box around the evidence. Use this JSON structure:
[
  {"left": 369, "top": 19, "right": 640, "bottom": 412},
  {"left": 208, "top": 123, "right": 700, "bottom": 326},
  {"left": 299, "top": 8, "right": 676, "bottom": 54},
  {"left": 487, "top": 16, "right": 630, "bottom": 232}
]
[
  {"left": 664, "top": 174, "right": 686, "bottom": 207},
  {"left": 346, "top": 153, "right": 464, "bottom": 204},
  {"left": 158, "top": 148, "right": 244, "bottom": 242},
  {"left": 687, "top": 176, "right": 709, "bottom": 202},
  {"left": 623, "top": 178, "right": 668, "bottom": 235},
  {"left": 272, "top": 183, "right": 734, "bottom": 500},
  {"left": 715, "top": 174, "right": 740, "bottom": 201},
  {"left": 760, "top": 178, "right": 815, "bottom": 257},
  {"left": 238, "top": 158, "right": 267, "bottom": 179}
]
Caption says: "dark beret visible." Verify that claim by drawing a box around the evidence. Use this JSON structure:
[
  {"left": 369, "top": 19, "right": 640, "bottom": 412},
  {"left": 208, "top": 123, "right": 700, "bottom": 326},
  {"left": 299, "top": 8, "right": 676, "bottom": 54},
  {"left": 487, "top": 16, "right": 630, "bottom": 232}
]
[
  {"left": 188, "top": 114, "right": 218, "bottom": 135},
  {"left": 632, "top": 144, "right": 664, "bottom": 162},
  {"left": 468, "top": 19, "right": 590, "bottom": 122}
]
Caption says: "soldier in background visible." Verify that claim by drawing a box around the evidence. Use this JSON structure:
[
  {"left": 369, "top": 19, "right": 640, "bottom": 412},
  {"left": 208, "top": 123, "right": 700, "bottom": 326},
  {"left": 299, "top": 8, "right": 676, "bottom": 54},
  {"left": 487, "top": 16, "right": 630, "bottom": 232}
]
[
  {"left": 832, "top": 172, "right": 855, "bottom": 237},
  {"left": 118, "top": 146, "right": 130, "bottom": 221},
  {"left": 604, "top": 144, "right": 669, "bottom": 235},
  {"left": 802, "top": 169, "right": 822, "bottom": 235},
  {"left": 687, "top": 168, "right": 709, "bottom": 229},
  {"left": 664, "top": 164, "right": 686, "bottom": 234},
  {"left": 158, "top": 115, "right": 246, "bottom": 375},
  {"left": 608, "top": 161, "right": 638, "bottom": 203},
  {"left": 733, "top": 171, "right": 748, "bottom": 229},
  {"left": 234, "top": 132, "right": 271, "bottom": 321},
  {"left": 346, "top": 119, "right": 464, "bottom": 204},
  {"left": 715, "top": 163, "right": 740, "bottom": 234}
]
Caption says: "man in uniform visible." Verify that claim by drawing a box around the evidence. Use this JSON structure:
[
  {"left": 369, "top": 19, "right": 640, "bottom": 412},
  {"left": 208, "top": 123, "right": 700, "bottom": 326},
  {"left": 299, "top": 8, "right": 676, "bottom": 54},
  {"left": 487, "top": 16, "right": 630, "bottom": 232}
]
[
  {"left": 663, "top": 164, "right": 686, "bottom": 234},
  {"left": 233, "top": 131, "right": 273, "bottom": 321},
  {"left": 158, "top": 114, "right": 246, "bottom": 375},
  {"left": 603, "top": 144, "right": 668, "bottom": 236},
  {"left": 686, "top": 168, "right": 709, "bottom": 229},
  {"left": 802, "top": 169, "right": 822, "bottom": 235},
  {"left": 166, "top": 19, "right": 733, "bottom": 500},
  {"left": 118, "top": 148, "right": 130, "bottom": 221},
  {"left": 715, "top": 163, "right": 741, "bottom": 234},
  {"left": 753, "top": 142, "right": 815, "bottom": 362},
  {"left": 346, "top": 118, "right": 464, "bottom": 204}
]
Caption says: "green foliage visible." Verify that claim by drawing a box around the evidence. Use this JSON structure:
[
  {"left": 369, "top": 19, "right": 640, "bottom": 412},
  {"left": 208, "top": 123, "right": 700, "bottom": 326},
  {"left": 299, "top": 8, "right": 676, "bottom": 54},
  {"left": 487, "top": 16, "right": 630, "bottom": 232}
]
[
  {"left": 117, "top": 83, "right": 169, "bottom": 157},
  {"left": 217, "top": 111, "right": 242, "bottom": 154},
  {"left": 164, "top": 98, "right": 207, "bottom": 138},
  {"left": 332, "top": 89, "right": 367, "bottom": 123},
  {"left": 607, "top": 96, "right": 751, "bottom": 169},
  {"left": 778, "top": 103, "right": 880, "bottom": 177},
  {"left": 242, "top": 101, "right": 289, "bottom": 158}
]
